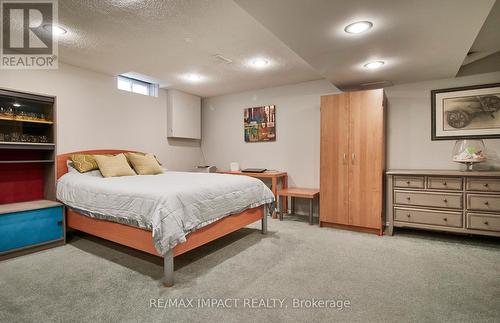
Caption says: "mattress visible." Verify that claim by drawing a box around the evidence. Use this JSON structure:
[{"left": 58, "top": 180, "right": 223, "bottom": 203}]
[{"left": 56, "top": 171, "right": 274, "bottom": 256}]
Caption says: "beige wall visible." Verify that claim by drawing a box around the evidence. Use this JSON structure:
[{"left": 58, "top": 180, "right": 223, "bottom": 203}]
[
  {"left": 202, "top": 72, "right": 500, "bottom": 190},
  {"left": 202, "top": 80, "right": 338, "bottom": 188},
  {"left": 2, "top": 63, "right": 498, "bottom": 178},
  {"left": 0, "top": 63, "right": 201, "bottom": 171},
  {"left": 386, "top": 71, "right": 500, "bottom": 170}
]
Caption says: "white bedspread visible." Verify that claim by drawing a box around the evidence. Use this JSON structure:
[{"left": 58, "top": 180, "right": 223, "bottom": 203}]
[{"left": 56, "top": 171, "right": 274, "bottom": 256}]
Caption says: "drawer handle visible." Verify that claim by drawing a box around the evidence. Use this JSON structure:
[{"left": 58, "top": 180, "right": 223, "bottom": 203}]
[
  {"left": 443, "top": 182, "right": 447, "bottom": 186},
  {"left": 484, "top": 183, "right": 489, "bottom": 187},
  {"left": 406, "top": 213, "right": 411, "bottom": 218},
  {"left": 484, "top": 201, "right": 489, "bottom": 206},
  {"left": 57, "top": 220, "right": 63, "bottom": 226},
  {"left": 443, "top": 217, "right": 447, "bottom": 222},
  {"left": 406, "top": 197, "right": 411, "bottom": 201},
  {"left": 406, "top": 181, "right": 411, "bottom": 185},
  {"left": 484, "top": 221, "right": 489, "bottom": 225},
  {"left": 443, "top": 199, "right": 448, "bottom": 203}
]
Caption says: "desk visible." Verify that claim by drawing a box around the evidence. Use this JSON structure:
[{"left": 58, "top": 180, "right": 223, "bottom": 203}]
[{"left": 217, "top": 170, "right": 288, "bottom": 217}]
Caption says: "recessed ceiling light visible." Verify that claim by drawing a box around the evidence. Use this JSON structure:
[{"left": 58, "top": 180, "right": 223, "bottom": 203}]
[
  {"left": 363, "top": 61, "right": 385, "bottom": 69},
  {"left": 250, "top": 58, "right": 269, "bottom": 69},
  {"left": 43, "top": 24, "right": 67, "bottom": 35},
  {"left": 13, "top": 103, "right": 21, "bottom": 107},
  {"left": 344, "top": 21, "right": 373, "bottom": 34},
  {"left": 183, "top": 73, "right": 204, "bottom": 82}
]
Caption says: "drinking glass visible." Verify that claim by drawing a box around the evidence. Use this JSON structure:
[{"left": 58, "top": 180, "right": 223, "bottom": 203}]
[
  {"left": 5, "top": 107, "right": 14, "bottom": 117},
  {"left": 11, "top": 132, "right": 20, "bottom": 142}
]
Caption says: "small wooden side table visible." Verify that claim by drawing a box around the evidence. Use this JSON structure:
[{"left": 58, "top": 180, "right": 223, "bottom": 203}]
[
  {"left": 278, "top": 188, "right": 319, "bottom": 225},
  {"left": 217, "top": 170, "right": 288, "bottom": 217}
]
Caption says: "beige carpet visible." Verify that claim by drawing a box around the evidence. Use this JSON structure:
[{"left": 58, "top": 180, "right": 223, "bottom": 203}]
[{"left": 0, "top": 215, "right": 499, "bottom": 323}]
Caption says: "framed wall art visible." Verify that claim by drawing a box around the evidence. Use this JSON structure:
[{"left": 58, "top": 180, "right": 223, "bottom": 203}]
[
  {"left": 431, "top": 83, "right": 500, "bottom": 140},
  {"left": 244, "top": 105, "right": 276, "bottom": 142}
]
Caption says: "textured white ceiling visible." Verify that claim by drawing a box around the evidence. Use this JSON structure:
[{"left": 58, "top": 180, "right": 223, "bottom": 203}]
[
  {"left": 235, "top": 0, "right": 496, "bottom": 90},
  {"left": 57, "top": 0, "right": 321, "bottom": 97},
  {"left": 57, "top": 0, "right": 497, "bottom": 96}
]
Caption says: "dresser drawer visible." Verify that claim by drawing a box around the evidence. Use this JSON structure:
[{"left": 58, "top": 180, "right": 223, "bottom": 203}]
[
  {"left": 467, "top": 194, "right": 500, "bottom": 212},
  {"left": 466, "top": 178, "right": 500, "bottom": 192},
  {"left": 427, "top": 177, "right": 463, "bottom": 191},
  {"left": 467, "top": 213, "right": 500, "bottom": 232},
  {"left": 0, "top": 206, "right": 64, "bottom": 253},
  {"left": 393, "top": 176, "right": 424, "bottom": 189},
  {"left": 395, "top": 207, "right": 462, "bottom": 227},
  {"left": 394, "top": 191, "right": 462, "bottom": 209}
]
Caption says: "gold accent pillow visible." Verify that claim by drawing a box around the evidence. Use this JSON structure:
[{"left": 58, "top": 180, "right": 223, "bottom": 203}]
[
  {"left": 129, "top": 152, "right": 162, "bottom": 166},
  {"left": 93, "top": 154, "right": 136, "bottom": 177},
  {"left": 125, "top": 152, "right": 163, "bottom": 175},
  {"left": 70, "top": 154, "right": 99, "bottom": 173}
]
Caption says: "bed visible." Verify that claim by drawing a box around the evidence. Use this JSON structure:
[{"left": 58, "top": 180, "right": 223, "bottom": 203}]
[{"left": 56, "top": 150, "right": 274, "bottom": 286}]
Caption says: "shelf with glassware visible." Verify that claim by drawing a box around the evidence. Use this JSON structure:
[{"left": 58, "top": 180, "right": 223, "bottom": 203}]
[
  {"left": 0, "top": 88, "right": 63, "bottom": 260},
  {"left": 0, "top": 103, "right": 54, "bottom": 146},
  {"left": 0, "top": 114, "right": 53, "bottom": 124}
]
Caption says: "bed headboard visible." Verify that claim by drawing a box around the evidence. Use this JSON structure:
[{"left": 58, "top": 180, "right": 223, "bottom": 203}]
[{"left": 56, "top": 149, "right": 140, "bottom": 179}]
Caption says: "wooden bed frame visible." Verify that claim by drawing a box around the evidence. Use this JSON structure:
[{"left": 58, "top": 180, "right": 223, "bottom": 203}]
[{"left": 57, "top": 150, "right": 267, "bottom": 287}]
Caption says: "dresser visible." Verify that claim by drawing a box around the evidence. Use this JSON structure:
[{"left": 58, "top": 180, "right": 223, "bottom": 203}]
[{"left": 386, "top": 170, "right": 500, "bottom": 237}]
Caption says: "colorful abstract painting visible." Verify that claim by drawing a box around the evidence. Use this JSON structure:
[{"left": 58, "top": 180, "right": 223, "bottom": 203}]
[{"left": 244, "top": 105, "right": 276, "bottom": 142}]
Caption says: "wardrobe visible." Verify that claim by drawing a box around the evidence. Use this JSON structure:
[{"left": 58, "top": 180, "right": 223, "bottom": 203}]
[{"left": 320, "top": 89, "right": 385, "bottom": 234}]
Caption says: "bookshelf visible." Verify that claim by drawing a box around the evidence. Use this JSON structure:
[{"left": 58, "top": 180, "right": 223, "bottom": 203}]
[{"left": 0, "top": 88, "right": 64, "bottom": 259}]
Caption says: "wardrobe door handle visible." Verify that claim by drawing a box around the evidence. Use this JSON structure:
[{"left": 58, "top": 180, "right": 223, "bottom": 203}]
[
  {"left": 351, "top": 153, "right": 355, "bottom": 164},
  {"left": 343, "top": 153, "right": 346, "bottom": 161}
]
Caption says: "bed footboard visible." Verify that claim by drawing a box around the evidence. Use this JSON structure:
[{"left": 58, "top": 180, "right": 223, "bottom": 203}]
[
  {"left": 66, "top": 205, "right": 265, "bottom": 287},
  {"left": 163, "top": 207, "right": 267, "bottom": 287}
]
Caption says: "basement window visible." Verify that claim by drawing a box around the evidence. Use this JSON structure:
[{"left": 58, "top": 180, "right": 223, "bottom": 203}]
[{"left": 117, "top": 75, "right": 158, "bottom": 97}]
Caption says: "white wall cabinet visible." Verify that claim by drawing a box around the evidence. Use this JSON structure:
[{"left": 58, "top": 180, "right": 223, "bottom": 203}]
[{"left": 167, "top": 89, "right": 201, "bottom": 139}]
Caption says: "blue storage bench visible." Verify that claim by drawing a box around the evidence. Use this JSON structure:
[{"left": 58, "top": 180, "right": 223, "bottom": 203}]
[{"left": 0, "top": 200, "right": 65, "bottom": 256}]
